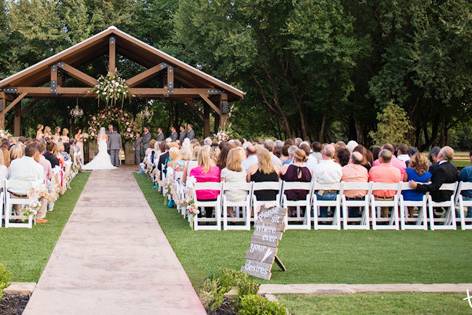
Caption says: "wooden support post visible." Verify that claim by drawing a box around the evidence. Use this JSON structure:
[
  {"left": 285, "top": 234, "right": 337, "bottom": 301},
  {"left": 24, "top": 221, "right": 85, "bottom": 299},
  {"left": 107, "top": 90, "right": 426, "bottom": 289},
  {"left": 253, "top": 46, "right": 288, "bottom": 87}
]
[
  {"left": 51, "top": 64, "right": 58, "bottom": 95},
  {"left": 0, "top": 93, "right": 6, "bottom": 130},
  {"left": 203, "top": 104, "right": 210, "bottom": 137},
  {"left": 109, "top": 36, "right": 116, "bottom": 74},
  {"left": 166, "top": 66, "right": 174, "bottom": 96},
  {"left": 219, "top": 93, "right": 229, "bottom": 130},
  {"left": 14, "top": 102, "right": 21, "bottom": 136},
  {"left": 213, "top": 112, "right": 220, "bottom": 133}
]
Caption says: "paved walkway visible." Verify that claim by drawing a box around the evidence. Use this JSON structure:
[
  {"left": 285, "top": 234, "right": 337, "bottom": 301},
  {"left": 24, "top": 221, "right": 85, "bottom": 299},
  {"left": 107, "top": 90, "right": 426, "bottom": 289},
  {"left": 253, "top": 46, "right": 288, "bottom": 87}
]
[
  {"left": 24, "top": 168, "right": 206, "bottom": 315},
  {"left": 259, "top": 283, "right": 472, "bottom": 295}
]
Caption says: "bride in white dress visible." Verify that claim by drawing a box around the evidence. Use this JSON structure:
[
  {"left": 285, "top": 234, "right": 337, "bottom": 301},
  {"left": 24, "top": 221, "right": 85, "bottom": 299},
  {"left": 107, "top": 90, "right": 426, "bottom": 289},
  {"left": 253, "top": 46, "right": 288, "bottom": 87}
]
[{"left": 83, "top": 127, "right": 116, "bottom": 170}]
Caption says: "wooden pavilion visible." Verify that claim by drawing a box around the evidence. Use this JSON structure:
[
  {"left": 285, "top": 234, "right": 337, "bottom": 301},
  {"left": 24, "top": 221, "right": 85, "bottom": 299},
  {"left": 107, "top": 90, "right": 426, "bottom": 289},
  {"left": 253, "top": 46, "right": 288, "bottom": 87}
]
[{"left": 0, "top": 26, "right": 245, "bottom": 136}]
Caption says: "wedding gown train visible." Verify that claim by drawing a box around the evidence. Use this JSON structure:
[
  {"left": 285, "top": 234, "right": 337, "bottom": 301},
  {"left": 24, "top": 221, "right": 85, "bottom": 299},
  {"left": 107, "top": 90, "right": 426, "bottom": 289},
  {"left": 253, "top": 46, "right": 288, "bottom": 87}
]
[{"left": 83, "top": 139, "right": 116, "bottom": 170}]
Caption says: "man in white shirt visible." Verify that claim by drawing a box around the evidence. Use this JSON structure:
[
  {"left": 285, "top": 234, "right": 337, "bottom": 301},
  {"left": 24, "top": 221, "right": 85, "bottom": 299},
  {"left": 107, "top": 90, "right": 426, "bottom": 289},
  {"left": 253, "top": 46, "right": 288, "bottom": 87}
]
[
  {"left": 312, "top": 144, "right": 342, "bottom": 217},
  {"left": 9, "top": 143, "right": 48, "bottom": 223}
]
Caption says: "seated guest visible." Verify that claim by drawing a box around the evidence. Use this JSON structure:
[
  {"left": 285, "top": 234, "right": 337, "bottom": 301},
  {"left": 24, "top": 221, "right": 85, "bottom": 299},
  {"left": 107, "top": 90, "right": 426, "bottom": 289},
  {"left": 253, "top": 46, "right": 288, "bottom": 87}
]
[
  {"left": 428, "top": 146, "right": 441, "bottom": 173},
  {"left": 248, "top": 147, "right": 279, "bottom": 202},
  {"left": 373, "top": 143, "right": 406, "bottom": 176},
  {"left": 280, "top": 144, "right": 291, "bottom": 166},
  {"left": 410, "top": 146, "right": 458, "bottom": 203},
  {"left": 2, "top": 139, "right": 11, "bottom": 167},
  {"left": 281, "top": 148, "right": 312, "bottom": 200},
  {"left": 336, "top": 148, "right": 350, "bottom": 167},
  {"left": 0, "top": 149, "right": 8, "bottom": 181},
  {"left": 167, "top": 147, "right": 185, "bottom": 175},
  {"left": 242, "top": 143, "right": 257, "bottom": 171},
  {"left": 341, "top": 152, "right": 369, "bottom": 208},
  {"left": 459, "top": 152, "right": 472, "bottom": 218},
  {"left": 183, "top": 145, "right": 200, "bottom": 184},
  {"left": 221, "top": 147, "right": 248, "bottom": 203},
  {"left": 397, "top": 144, "right": 410, "bottom": 165},
  {"left": 190, "top": 145, "right": 221, "bottom": 217},
  {"left": 369, "top": 149, "right": 402, "bottom": 217},
  {"left": 310, "top": 141, "right": 322, "bottom": 164},
  {"left": 38, "top": 142, "right": 52, "bottom": 181},
  {"left": 8, "top": 143, "right": 47, "bottom": 223},
  {"left": 313, "top": 144, "right": 342, "bottom": 217},
  {"left": 402, "top": 153, "right": 432, "bottom": 201},
  {"left": 9, "top": 144, "right": 24, "bottom": 162},
  {"left": 44, "top": 142, "right": 60, "bottom": 169},
  {"left": 217, "top": 142, "right": 230, "bottom": 170},
  {"left": 157, "top": 142, "right": 169, "bottom": 180},
  {"left": 265, "top": 140, "right": 283, "bottom": 170},
  {"left": 353, "top": 144, "right": 372, "bottom": 171}
]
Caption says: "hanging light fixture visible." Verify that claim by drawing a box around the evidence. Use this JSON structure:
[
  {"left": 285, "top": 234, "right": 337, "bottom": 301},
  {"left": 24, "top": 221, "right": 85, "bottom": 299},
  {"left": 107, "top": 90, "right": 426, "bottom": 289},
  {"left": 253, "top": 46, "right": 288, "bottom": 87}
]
[{"left": 70, "top": 99, "right": 84, "bottom": 119}]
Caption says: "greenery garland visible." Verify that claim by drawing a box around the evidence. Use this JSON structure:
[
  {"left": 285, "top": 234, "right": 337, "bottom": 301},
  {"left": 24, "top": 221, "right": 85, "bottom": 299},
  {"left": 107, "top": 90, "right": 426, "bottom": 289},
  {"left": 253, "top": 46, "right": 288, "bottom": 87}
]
[
  {"left": 93, "top": 72, "right": 130, "bottom": 107},
  {"left": 88, "top": 106, "right": 136, "bottom": 141}
]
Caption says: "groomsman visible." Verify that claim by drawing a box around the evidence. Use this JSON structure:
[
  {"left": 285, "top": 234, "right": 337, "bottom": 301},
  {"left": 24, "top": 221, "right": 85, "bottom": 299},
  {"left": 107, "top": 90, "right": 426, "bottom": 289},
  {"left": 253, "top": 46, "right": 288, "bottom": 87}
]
[
  {"left": 186, "top": 124, "right": 195, "bottom": 140},
  {"left": 156, "top": 127, "right": 165, "bottom": 142},
  {"left": 170, "top": 127, "right": 178, "bottom": 141},
  {"left": 141, "top": 126, "right": 151, "bottom": 157},
  {"left": 179, "top": 125, "right": 186, "bottom": 143}
]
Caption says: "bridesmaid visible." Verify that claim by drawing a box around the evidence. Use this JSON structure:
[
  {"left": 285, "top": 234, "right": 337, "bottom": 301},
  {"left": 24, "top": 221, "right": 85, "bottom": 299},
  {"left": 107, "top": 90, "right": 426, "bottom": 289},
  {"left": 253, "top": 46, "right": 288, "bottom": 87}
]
[
  {"left": 36, "top": 124, "right": 44, "bottom": 140},
  {"left": 61, "top": 128, "right": 70, "bottom": 143},
  {"left": 43, "top": 126, "right": 52, "bottom": 140},
  {"left": 74, "top": 129, "right": 84, "bottom": 165},
  {"left": 53, "top": 127, "right": 61, "bottom": 143}
]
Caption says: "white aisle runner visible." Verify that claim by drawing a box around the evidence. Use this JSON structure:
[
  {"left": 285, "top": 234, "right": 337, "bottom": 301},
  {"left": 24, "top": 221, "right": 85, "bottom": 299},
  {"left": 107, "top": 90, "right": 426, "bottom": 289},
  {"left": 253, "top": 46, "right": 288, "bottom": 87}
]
[{"left": 23, "top": 168, "right": 206, "bottom": 315}]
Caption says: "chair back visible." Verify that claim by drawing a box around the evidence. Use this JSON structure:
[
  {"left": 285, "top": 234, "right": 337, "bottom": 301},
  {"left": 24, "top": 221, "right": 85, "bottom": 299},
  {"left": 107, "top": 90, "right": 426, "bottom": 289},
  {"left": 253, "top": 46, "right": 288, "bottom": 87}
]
[
  {"left": 252, "top": 181, "right": 281, "bottom": 192},
  {"left": 439, "top": 182, "right": 458, "bottom": 191},
  {"left": 282, "top": 181, "right": 312, "bottom": 192},
  {"left": 313, "top": 182, "right": 341, "bottom": 191},
  {"left": 399, "top": 181, "right": 414, "bottom": 191},
  {"left": 194, "top": 182, "right": 222, "bottom": 191},
  {"left": 222, "top": 181, "right": 252, "bottom": 193},
  {"left": 458, "top": 181, "right": 472, "bottom": 193},
  {"left": 340, "top": 181, "right": 370, "bottom": 191},
  {"left": 370, "top": 182, "right": 400, "bottom": 192}
]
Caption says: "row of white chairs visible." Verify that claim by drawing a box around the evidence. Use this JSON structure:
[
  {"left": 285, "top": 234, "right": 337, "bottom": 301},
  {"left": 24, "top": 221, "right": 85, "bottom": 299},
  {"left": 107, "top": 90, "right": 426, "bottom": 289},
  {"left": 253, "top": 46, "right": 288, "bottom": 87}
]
[
  {"left": 0, "top": 180, "right": 41, "bottom": 228},
  {"left": 174, "top": 180, "right": 472, "bottom": 231}
]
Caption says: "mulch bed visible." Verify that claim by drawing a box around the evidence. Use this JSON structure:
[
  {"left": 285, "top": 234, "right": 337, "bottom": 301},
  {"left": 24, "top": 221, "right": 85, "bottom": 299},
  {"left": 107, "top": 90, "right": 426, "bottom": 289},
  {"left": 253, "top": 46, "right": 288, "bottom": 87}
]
[
  {"left": 0, "top": 294, "right": 30, "bottom": 315},
  {"left": 207, "top": 297, "right": 236, "bottom": 315}
]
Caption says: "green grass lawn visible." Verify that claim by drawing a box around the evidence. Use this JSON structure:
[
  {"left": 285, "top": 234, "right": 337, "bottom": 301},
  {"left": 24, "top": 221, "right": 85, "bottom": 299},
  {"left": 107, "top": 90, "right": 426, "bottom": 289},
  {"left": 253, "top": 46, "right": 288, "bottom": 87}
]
[
  {"left": 135, "top": 174, "right": 472, "bottom": 288},
  {"left": 454, "top": 160, "right": 470, "bottom": 168},
  {"left": 0, "top": 172, "right": 89, "bottom": 282},
  {"left": 277, "top": 293, "right": 471, "bottom": 315}
]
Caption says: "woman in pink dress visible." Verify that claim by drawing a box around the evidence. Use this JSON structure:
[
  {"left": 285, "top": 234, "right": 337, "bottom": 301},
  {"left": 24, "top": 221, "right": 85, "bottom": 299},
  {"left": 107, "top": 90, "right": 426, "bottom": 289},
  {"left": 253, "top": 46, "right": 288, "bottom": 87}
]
[{"left": 189, "top": 145, "right": 220, "bottom": 218}]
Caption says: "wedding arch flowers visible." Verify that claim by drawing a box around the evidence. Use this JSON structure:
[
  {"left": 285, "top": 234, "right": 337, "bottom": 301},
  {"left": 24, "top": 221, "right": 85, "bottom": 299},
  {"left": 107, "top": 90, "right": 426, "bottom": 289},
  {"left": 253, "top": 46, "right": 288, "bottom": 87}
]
[
  {"left": 88, "top": 106, "right": 136, "bottom": 141},
  {"left": 93, "top": 72, "right": 129, "bottom": 107}
]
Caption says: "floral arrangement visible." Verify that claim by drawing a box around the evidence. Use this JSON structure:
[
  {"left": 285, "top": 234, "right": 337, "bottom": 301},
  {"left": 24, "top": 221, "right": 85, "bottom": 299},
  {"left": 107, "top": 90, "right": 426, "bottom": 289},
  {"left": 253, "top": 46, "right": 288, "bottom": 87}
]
[
  {"left": 93, "top": 72, "right": 129, "bottom": 107},
  {"left": 214, "top": 130, "right": 229, "bottom": 143},
  {"left": 0, "top": 129, "right": 12, "bottom": 139},
  {"left": 186, "top": 200, "right": 200, "bottom": 229},
  {"left": 88, "top": 106, "right": 136, "bottom": 140}
]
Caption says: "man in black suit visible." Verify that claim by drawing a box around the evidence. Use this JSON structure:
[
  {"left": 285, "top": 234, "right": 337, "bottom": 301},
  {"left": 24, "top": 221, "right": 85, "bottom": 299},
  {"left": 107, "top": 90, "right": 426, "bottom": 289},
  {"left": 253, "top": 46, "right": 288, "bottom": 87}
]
[
  {"left": 410, "top": 146, "right": 458, "bottom": 202},
  {"left": 157, "top": 143, "right": 169, "bottom": 181}
]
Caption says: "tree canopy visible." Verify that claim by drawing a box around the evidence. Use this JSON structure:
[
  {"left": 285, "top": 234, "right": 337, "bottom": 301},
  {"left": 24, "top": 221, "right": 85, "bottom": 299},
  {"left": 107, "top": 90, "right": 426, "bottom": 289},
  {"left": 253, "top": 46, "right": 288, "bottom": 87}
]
[{"left": 0, "top": 0, "right": 470, "bottom": 148}]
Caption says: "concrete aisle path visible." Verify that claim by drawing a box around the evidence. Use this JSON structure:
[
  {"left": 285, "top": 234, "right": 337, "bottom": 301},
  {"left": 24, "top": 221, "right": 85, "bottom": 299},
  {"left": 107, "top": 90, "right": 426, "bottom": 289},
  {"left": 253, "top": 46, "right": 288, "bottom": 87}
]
[{"left": 24, "top": 168, "right": 206, "bottom": 315}]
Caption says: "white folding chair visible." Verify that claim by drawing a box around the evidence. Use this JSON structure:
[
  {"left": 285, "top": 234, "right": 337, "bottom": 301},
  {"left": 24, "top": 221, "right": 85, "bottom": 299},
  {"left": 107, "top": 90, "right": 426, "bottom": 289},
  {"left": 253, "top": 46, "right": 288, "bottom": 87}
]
[
  {"left": 457, "top": 182, "right": 472, "bottom": 230},
  {"left": 251, "top": 181, "right": 282, "bottom": 222},
  {"left": 192, "top": 182, "right": 222, "bottom": 231},
  {"left": 428, "top": 182, "right": 458, "bottom": 230},
  {"left": 370, "top": 182, "right": 400, "bottom": 230},
  {"left": 0, "top": 180, "right": 4, "bottom": 228},
  {"left": 399, "top": 182, "right": 428, "bottom": 230},
  {"left": 341, "top": 182, "right": 371, "bottom": 230},
  {"left": 312, "top": 182, "right": 342, "bottom": 230},
  {"left": 4, "top": 180, "right": 36, "bottom": 229},
  {"left": 222, "top": 182, "right": 252, "bottom": 230},
  {"left": 281, "top": 181, "right": 313, "bottom": 230}
]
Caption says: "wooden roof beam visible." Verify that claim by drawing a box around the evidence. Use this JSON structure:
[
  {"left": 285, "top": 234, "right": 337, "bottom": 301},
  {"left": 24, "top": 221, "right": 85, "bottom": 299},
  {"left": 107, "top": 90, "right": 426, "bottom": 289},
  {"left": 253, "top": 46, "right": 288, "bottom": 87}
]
[
  {"left": 126, "top": 63, "right": 167, "bottom": 87},
  {"left": 109, "top": 36, "right": 116, "bottom": 74},
  {"left": 3, "top": 92, "right": 27, "bottom": 115},
  {"left": 57, "top": 62, "right": 98, "bottom": 87},
  {"left": 200, "top": 94, "right": 221, "bottom": 115}
]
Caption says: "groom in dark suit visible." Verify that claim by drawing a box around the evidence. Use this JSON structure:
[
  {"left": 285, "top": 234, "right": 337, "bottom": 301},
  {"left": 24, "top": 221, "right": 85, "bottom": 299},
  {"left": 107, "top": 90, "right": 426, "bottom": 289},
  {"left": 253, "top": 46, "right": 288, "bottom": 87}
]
[
  {"left": 410, "top": 146, "right": 458, "bottom": 202},
  {"left": 107, "top": 124, "right": 122, "bottom": 167}
]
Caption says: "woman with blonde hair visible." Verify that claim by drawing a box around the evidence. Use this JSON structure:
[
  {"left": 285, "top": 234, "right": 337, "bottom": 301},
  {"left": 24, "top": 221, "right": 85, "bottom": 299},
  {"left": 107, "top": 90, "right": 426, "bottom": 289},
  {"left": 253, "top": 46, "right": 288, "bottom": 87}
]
[
  {"left": 247, "top": 146, "right": 279, "bottom": 201},
  {"left": 0, "top": 148, "right": 8, "bottom": 180},
  {"left": 53, "top": 127, "right": 61, "bottom": 143},
  {"left": 189, "top": 145, "right": 221, "bottom": 217},
  {"left": 9, "top": 144, "right": 24, "bottom": 161},
  {"left": 182, "top": 145, "right": 200, "bottom": 184},
  {"left": 61, "top": 128, "right": 70, "bottom": 143},
  {"left": 43, "top": 126, "right": 52, "bottom": 139},
  {"left": 403, "top": 152, "right": 431, "bottom": 204},
  {"left": 221, "top": 147, "right": 248, "bottom": 203}
]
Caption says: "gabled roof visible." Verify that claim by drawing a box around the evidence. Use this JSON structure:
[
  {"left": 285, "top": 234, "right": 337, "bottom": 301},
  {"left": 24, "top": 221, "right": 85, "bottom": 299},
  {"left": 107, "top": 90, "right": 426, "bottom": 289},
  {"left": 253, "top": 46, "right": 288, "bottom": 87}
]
[{"left": 0, "top": 26, "right": 244, "bottom": 100}]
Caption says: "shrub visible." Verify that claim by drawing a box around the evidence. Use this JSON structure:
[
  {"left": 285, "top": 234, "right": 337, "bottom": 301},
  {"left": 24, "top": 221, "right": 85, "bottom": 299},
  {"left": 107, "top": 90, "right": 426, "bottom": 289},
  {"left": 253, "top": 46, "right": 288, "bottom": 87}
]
[
  {"left": 200, "top": 268, "right": 260, "bottom": 312},
  {"left": 0, "top": 263, "right": 11, "bottom": 299},
  {"left": 239, "top": 294, "right": 288, "bottom": 315},
  {"left": 369, "top": 101, "right": 414, "bottom": 145}
]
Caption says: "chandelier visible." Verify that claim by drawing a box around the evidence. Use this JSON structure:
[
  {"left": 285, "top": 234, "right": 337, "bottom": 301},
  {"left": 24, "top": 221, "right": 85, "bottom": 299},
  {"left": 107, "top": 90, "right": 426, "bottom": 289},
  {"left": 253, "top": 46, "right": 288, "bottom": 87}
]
[{"left": 70, "top": 100, "right": 84, "bottom": 119}]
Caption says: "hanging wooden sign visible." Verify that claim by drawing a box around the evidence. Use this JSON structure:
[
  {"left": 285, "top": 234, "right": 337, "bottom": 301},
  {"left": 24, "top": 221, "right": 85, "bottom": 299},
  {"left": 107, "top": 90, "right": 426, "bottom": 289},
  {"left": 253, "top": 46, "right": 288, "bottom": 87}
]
[{"left": 241, "top": 206, "right": 287, "bottom": 280}]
